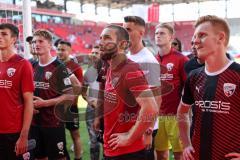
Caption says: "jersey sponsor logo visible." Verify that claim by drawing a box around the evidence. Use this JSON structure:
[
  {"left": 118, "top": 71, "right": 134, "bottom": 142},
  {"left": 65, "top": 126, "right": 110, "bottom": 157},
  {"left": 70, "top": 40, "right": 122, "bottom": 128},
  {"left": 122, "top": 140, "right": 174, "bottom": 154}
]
[
  {"left": 34, "top": 81, "right": 50, "bottom": 89},
  {"left": 0, "top": 79, "right": 12, "bottom": 88},
  {"left": 160, "top": 73, "right": 173, "bottom": 80},
  {"left": 63, "top": 77, "right": 71, "bottom": 86},
  {"left": 45, "top": 71, "right": 52, "bottom": 80},
  {"left": 195, "top": 85, "right": 202, "bottom": 93},
  {"left": 104, "top": 91, "right": 117, "bottom": 104},
  {"left": 7, "top": 68, "right": 16, "bottom": 77},
  {"left": 223, "top": 83, "right": 236, "bottom": 97},
  {"left": 195, "top": 100, "right": 231, "bottom": 114},
  {"left": 166, "top": 63, "right": 174, "bottom": 71}
]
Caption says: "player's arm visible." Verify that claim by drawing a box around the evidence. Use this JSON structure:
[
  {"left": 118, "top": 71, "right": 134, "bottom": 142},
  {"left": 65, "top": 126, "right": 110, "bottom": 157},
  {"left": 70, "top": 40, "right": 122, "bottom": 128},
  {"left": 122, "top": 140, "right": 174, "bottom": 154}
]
[
  {"left": 225, "top": 152, "right": 240, "bottom": 159},
  {"left": 81, "top": 83, "right": 88, "bottom": 101},
  {"left": 33, "top": 88, "right": 75, "bottom": 108},
  {"left": 177, "top": 102, "right": 192, "bottom": 148},
  {"left": 15, "top": 92, "right": 33, "bottom": 155},
  {"left": 177, "top": 102, "right": 195, "bottom": 160},
  {"left": 132, "top": 92, "right": 159, "bottom": 141},
  {"left": 69, "top": 74, "right": 82, "bottom": 96}
]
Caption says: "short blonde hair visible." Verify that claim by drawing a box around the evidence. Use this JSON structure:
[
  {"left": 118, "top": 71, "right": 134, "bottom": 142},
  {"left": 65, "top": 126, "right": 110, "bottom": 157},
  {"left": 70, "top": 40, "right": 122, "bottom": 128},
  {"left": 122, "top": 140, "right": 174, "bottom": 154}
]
[
  {"left": 195, "top": 15, "right": 230, "bottom": 46},
  {"left": 33, "top": 29, "right": 52, "bottom": 42},
  {"left": 155, "top": 23, "right": 174, "bottom": 35}
]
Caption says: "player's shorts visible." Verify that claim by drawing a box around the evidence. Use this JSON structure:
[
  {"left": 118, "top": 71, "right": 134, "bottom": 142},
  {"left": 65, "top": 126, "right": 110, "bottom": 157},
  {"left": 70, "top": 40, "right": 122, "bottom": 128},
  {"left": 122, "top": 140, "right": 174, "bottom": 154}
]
[
  {"left": 154, "top": 116, "right": 183, "bottom": 152},
  {"left": 0, "top": 133, "right": 34, "bottom": 160},
  {"left": 30, "top": 125, "right": 68, "bottom": 159},
  {"left": 65, "top": 105, "right": 80, "bottom": 131}
]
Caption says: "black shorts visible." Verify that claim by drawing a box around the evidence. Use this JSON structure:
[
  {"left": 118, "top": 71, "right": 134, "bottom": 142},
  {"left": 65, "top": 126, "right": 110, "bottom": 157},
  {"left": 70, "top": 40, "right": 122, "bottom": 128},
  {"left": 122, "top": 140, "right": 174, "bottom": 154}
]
[
  {"left": 104, "top": 149, "right": 146, "bottom": 160},
  {"left": 30, "top": 125, "right": 68, "bottom": 159},
  {"left": 0, "top": 133, "right": 34, "bottom": 160},
  {"left": 65, "top": 105, "right": 80, "bottom": 131}
]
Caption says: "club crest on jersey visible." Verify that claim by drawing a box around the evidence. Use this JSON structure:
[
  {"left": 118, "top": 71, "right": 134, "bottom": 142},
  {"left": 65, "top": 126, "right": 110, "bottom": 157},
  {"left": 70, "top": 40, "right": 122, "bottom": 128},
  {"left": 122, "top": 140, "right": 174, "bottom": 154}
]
[
  {"left": 57, "top": 142, "right": 64, "bottom": 155},
  {"left": 7, "top": 68, "right": 16, "bottom": 77},
  {"left": 166, "top": 63, "right": 174, "bottom": 71},
  {"left": 45, "top": 71, "right": 52, "bottom": 80},
  {"left": 223, "top": 83, "right": 236, "bottom": 97},
  {"left": 22, "top": 152, "right": 30, "bottom": 160}
]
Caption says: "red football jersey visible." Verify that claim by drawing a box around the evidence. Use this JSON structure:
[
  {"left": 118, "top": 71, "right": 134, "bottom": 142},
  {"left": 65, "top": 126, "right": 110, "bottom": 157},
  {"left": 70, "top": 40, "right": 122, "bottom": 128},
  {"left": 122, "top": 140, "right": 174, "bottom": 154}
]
[
  {"left": 156, "top": 48, "right": 188, "bottom": 115},
  {"left": 103, "top": 59, "right": 150, "bottom": 157},
  {"left": 0, "top": 54, "right": 34, "bottom": 133}
]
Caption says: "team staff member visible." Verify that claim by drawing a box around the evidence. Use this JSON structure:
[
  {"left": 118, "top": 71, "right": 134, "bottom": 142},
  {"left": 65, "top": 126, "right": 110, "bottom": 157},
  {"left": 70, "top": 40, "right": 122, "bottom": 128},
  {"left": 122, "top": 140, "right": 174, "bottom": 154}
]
[
  {"left": 178, "top": 15, "right": 240, "bottom": 160},
  {"left": 0, "top": 23, "right": 34, "bottom": 159},
  {"left": 154, "top": 23, "right": 188, "bottom": 160},
  {"left": 31, "top": 29, "right": 74, "bottom": 160},
  {"left": 99, "top": 24, "right": 158, "bottom": 160},
  {"left": 57, "top": 40, "right": 83, "bottom": 160}
]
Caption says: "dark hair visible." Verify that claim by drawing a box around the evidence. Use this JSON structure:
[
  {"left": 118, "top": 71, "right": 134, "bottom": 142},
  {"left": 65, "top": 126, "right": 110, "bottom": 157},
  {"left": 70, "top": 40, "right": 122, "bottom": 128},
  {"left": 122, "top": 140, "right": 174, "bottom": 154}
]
[
  {"left": 172, "top": 38, "right": 182, "bottom": 52},
  {"left": 58, "top": 40, "right": 71, "bottom": 47},
  {"left": 195, "top": 15, "right": 230, "bottom": 46},
  {"left": 26, "top": 36, "right": 33, "bottom": 43},
  {"left": 106, "top": 25, "right": 129, "bottom": 42},
  {"left": 93, "top": 44, "right": 100, "bottom": 49},
  {"left": 54, "top": 38, "right": 62, "bottom": 47},
  {"left": 0, "top": 23, "right": 19, "bottom": 38},
  {"left": 124, "top": 16, "right": 145, "bottom": 27}
]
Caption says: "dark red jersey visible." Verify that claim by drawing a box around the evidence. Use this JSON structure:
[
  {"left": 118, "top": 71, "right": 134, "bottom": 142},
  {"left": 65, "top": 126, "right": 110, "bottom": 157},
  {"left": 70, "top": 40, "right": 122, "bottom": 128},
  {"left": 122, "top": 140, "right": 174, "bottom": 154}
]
[
  {"left": 0, "top": 54, "right": 34, "bottom": 133},
  {"left": 156, "top": 48, "right": 188, "bottom": 115},
  {"left": 182, "top": 61, "right": 240, "bottom": 160},
  {"left": 32, "top": 57, "right": 72, "bottom": 127}
]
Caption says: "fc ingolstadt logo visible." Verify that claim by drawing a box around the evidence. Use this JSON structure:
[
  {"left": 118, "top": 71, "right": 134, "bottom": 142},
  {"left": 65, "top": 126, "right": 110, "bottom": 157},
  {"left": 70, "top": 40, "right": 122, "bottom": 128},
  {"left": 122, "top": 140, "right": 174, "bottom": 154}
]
[
  {"left": 223, "top": 83, "right": 236, "bottom": 97},
  {"left": 7, "top": 68, "right": 16, "bottom": 77}
]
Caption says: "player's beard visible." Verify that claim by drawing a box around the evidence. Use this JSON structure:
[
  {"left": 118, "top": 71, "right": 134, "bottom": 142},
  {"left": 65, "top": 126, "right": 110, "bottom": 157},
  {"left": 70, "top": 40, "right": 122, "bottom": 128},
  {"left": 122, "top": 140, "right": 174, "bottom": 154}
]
[{"left": 100, "top": 42, "right": 118, "bottom": 61}]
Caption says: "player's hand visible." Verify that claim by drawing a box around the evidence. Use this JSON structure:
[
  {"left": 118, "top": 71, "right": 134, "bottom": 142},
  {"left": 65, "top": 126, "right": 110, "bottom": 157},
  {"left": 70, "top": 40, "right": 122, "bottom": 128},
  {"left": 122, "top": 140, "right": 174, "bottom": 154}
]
[
  {"left": 108, "top": 132, "right": 131, "bottom": 150},
  {"left": 33, "top": 96, "right": 45, "bottom": 108},
  {"left": 15, "top": 136, "right": 28, "bottom": 156},
  {"left": 183, "top": 145, "right": 195, "bottom": 160},
  {"left": 89, "top": 100, "right": 97, "bottom": 108},
  {"left": 144, "top": 134, "right": 152, "bottom": 150},
  {"left": 225, "top": 152, "right": 240, "bottom": 160}
]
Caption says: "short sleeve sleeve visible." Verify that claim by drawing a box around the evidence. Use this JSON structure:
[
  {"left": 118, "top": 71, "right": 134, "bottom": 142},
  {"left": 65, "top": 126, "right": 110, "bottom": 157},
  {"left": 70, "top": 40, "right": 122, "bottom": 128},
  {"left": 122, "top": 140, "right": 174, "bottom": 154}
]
[
  {"left": 125, "top": 69, "right": 151, "bottom": 98},
  {"left": 182, "top": 75, "right": 194, "bottom": 105},
  {"left": 21, "top": 60, "right": 34, "bottom": 93},
  {"left": 50, "top": 64, "right": 72, "bottom": 93}
]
